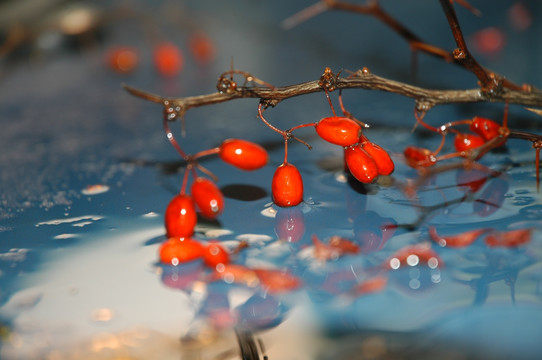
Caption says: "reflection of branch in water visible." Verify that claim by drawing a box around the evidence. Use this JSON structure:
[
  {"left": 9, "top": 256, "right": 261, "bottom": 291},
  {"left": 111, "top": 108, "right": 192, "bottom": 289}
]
[{"left": 235, "top": 329, "right": 267, "bottom": 360}]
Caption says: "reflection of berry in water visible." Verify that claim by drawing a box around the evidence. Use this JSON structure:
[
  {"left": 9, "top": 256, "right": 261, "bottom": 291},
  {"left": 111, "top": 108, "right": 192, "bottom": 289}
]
[
  {"left": 473, "top": 178, "right": 508, "bottom": 217},
  {"left": 159, "top": 238, "right": 204, "bottom": 266},
  {"left": 236, "top": 294, "right": 285, "bottom": 331},
  {"left": 272, "top": 163, "right": 303, "bottom": 207},
  {"left": 274, "top": 207, "right": 305, "bottom": 242},
  {"left": 164, "top": 194, "right": 197, "bottom": 238},
  {"left": 315, "top": 116, "right": 362, "bottom": 146},
  {"left": 456, "top": 169, "right": 488, "bottom": 193},
  {"left": 218, "top": 139, "right": 269, "bottom": 170},
  {"left": 485, "top": 228, "right": 532, "bottom": 248},
  {"left": 160, "top": 261, "right": 203, "bottom": 290},
  {"left": 429, "top": 227, "right": 488, "bottom": 248},
  {"left": 191, "top": 177, "right": 224, "bottom": 219},
  {"left": 353, "top": 211, "right": 396, "bottom": 253},
  {"left": 153, "top": 42, "right": 184, "bottom": 77}
]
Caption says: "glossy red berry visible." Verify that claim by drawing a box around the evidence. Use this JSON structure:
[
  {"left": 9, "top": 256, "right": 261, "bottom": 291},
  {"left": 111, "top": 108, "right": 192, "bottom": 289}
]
[
  {"left": 469, "top": 116, "right": 501, "bottom": 141},
  {"left": 159, "top": 237, "right": 205, "bottom": 266},
  {"left": 153, "top": 42, "right": 184, "bottom": 77},
  {"left": 362, "top": 141, "right": 394, "bottom": 176},
  {"left": 315, "top": 116, "right": 362, "bottom": 146},
  {"left": 454, "top": 133, "right": 485, "bottom": 152},
  {"left": 272, "top": 163, "right": 303, "bottom": 207},
  {"left": 219, "top": 139, "right": 268, "bottom": 170},
  {"left": 344, "top": 145, "right": 378, "bottom": 183},
  {"left": 191, "top": 178, "right": 224, "bottom": 219},
  {"left": 203, "top": 242, "right": 230, "bottom": 268},
  {"left": 403, "top": 146, "right": 436, "bottom": 168},
  {"left": 165, "top": 194, "right": 197, "bottom": 238}
]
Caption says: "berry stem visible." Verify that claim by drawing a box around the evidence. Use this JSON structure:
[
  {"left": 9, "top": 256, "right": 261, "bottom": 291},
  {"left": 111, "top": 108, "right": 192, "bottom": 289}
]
[{"left": 163, "top": 117, "right": 188, "bottom": 159}]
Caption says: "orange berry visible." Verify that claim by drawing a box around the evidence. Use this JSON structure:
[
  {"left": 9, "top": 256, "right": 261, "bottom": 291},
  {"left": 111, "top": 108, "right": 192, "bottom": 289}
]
[
  {"left": 272, "top": 163, "right": 303, "bottom": 207},
  {"left": 159, "top": 237, "right": 204, "bottom": 266},
  {"left": 191, "top": 177, "right": 224, "bottom": 219},
  {"left": 315, "top": 116, "right": 362, "bottom": 146},
  {"left": 344, "top": 145, "right": 378, "bottom": 183},
  {"left": 203, "top": 242, "right": 230, "bottom": 268},
  {"left": 153, "top": 42, "right": 184, "bottom": 77},
  {"left": 107, "top": 46, "right": 139, "bottom": 73},
  {"left": 362, "top": 141, "right": 394, "bottom": 176},
  {"left": 219, "top": 138, "right": 268, "bottom": 170},
  {"left": 164, "top": 194, "right": 197, "bottom": 238}
]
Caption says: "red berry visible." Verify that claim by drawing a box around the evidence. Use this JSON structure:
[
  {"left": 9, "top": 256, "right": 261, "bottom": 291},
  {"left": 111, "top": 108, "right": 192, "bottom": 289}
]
[
  {"left": 403, "top": 146, "right": 436, "bottom": 168},
  {"left": 191, "top": 178, "right": 224, "bottom": 219},
  {"left": 159, "top": 237, "right": 205, "bottom": 265},
  {"left": 454, "top": 133, "right": 485, "bottom": 152},
  {"left": 315, "top": 116, "right": 362, "bottom": 146},
  {"left": 153, "top": 42, "right": 184, "bottom": 77},
  {"left": 469, "top": 117, "right": 501, "bottom": 141},
  {"left": 203, "top": 242, "right": 230, "bottom": 268},
  {"left": 219, "top": 139, "right": 268, "bottom": 171},
  {"left": 362, "top": 141, "right": 394, "bottom": 176},
  {"left": 165, "top": 194, "right": 197, "bottom": 238},
  {"left": 344, "top": 145, "right": 378, "bottom": 183},
  {"left": 272, "top": 163, "right": 303, "bottom": 207},
  {"left": 188, "top": 32, "right": 216, "bottom": 65},
  {"left": 107, "top": 46, "right": 139, "bottom": 73}
]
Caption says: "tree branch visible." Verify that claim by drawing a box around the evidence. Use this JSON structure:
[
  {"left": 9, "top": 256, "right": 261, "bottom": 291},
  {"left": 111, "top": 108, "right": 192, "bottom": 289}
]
[{"left": 123, "top": 68, "right": 542, "bottom": 122}]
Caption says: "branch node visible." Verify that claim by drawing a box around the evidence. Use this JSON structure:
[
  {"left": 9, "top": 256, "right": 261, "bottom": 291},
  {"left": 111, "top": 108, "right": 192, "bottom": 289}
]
[
  {"left": 163, "top": 100, "right": 185, "bottom": 122},
  {"left": 318, "top": 67, "right": 340, "bottom": 92}
]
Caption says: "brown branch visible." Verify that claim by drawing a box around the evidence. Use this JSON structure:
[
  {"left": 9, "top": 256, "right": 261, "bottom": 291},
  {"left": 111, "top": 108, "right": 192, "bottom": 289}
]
[
  {"left": 123, "top": 68, "right": 542, "bottom": 121},
  {"left": 287, "top": 0, "right": 523, "bottom": 92}
]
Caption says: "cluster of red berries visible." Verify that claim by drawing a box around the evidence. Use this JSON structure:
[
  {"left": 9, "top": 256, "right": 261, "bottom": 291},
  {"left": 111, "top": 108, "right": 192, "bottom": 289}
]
[
  {"left": 160, "top": 138, "right": 268, "bottom": 267},
  {"left": 404, "top": 112, "right": 507, "bottom": 168},
  {"left": 262, "top": 92, "right": 395, "bottom": 208},
  {"left": 107, "top": 32, "right": 216, "bottom": 76}
]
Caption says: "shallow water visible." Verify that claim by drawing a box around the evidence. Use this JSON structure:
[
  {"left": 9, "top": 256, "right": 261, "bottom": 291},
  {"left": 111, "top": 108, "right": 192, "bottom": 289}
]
[{"left": 1, "top": 1, "right": 542, "bottom": 359}]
